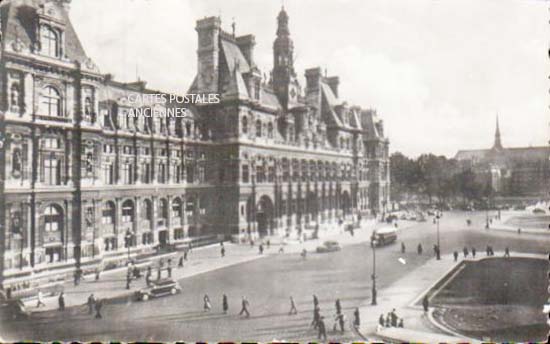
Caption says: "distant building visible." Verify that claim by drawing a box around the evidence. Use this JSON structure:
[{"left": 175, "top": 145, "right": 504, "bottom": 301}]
[
  {"left": 455, "top": 117, "right": 550, "bottom": 197},
  {"left": 0, "top": 1, "right": 389, "bottom": 290}
]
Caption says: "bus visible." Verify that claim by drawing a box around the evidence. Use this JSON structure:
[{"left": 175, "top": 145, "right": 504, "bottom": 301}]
[{"left": 372, "top": 227, "right": 398, "bottom": 247}]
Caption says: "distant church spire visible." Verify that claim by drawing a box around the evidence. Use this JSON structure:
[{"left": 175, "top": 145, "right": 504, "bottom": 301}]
[{"left": 493, "top": 114, "right": 503, "bottom": 150}]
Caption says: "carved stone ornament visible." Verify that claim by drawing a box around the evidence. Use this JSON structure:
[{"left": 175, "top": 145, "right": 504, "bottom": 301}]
[{"left": 11, "top": 38, "right": 24, "bottom": 52}]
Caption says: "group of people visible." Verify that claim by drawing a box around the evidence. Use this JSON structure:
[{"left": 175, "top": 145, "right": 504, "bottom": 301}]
[
  {"left": 310, "top": 295, "right": 361, "bottom": 340},
  {"left": 378, "top": 308, "right": 404, "bottom": 329}
]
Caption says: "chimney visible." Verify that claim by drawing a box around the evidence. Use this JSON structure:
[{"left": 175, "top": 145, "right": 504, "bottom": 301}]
[
  {"left": 236, "top": 34, "right": 255, "bottom": 67},
  {"left": 305, "top": 67, "right": 322, "bottom": 91},
  {"left": 326, "top": 76, "right": 339, "bottom": 98}
]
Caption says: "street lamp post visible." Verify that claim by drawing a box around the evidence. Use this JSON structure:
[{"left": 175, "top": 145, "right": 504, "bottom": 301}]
[
  {"left": 436, "top": 211, "right": 441, "bottom": 260},
  {"left": 370, "top": 232, "right": 378, "bottom": 305}
]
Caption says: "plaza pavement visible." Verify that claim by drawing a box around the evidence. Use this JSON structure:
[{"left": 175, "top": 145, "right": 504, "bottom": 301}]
[
  {"left": 357, "top": 251, "right": 547, "bottom": 343},
  {"left": 21, "top": 219, "right": 415, "bottom": 314},
  {"left": 490, "top": 210, "right": 550, "bottom": 235}
]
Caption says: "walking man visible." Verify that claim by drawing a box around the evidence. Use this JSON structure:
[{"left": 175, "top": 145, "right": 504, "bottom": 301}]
[
  {"left": 126, "top": 272, "right": 132, "bottom": 290},
  {"left": 422, "top": 294, "right": 429, "bottom": 313},
  {"left": 486, "top": 245, "right": 490, "bottom": 256},
  {"left": 312, "top": 305, "right": 321, "bottom": 328},
  {"left": 417, "top": 243, "right": 423, "bottom": 255},
  {"left": 472, "top": 247, "right": 476, "bottom": 258},
  {"left": 334, "top": 311, "right": 345, "bottom": 333},
  {"left": 335, "top": 299, "right": 342, "bottom": 314},
  {"left": 453, "top": 250, "right": 458, "bottom": 262},
  {"left": 221, "top": 246, "right": 225, "bottom": 258},
  {"left": 239, "top": 296, "right": 250, "bottom": 318},
  {"left": 379, "top": 313, "right": 385, "bottom": 327},
  {"left": 390, "top": 308, "right": 398, "bottom": 327},
  {"left": 146, "top": 266, "right": 152, "bottom": 286},
  {"left": 504, "top": 246, "right": 510, "bottom": 258},
  {"left": 94, "top": 298, "right": 103, "bottom": 319},
  {"left": 222, "top": 294, "right": 228, "bottom": 314},
  {"left": 36, "top": 290, "right": 46, "bottom": 308},
  {"left": 313, "top": 294, "right": 319, "bottom": 308},
  {"left": 87, "top": 293, "right": 95, "bottom": 314},
  {"left": 167, "top": 259, "right": 172, "bottom": 278},
  {"left": 58, "top": 292, "right": 65, "bottom": 311},
  {"left": 178, "top": 256, "right": 184, "bottom": 267},
  {"left": 288, "top": 296, "right": 298, "bottom": 315},
  {"left": 259, "top": 244, "right": 264, "bottom": 255},
  {"left": 463, "top": 246, "right": 469, "bottom": 258},
  {"left": 353, "top": 308, "right": 360, "bottom": 329},
  {"left": 401, "top": 242, "right": 406, "bottom": 254},
  {"left": 317, "top": 316, "right": 327, "bottom": 341}
]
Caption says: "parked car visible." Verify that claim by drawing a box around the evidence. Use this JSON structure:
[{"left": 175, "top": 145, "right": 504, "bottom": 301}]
[
  {"left": 0, "top": 299, "right": 29, "bottom": 321},
  {"left": 135, "top": 278, "right": 181, "bottom": 301},
  {"left": 533, "top": 208, "right": 546, "bottom": 214},
  {"left": 316, "top": 240, "right": 341, "bottom": 253}
]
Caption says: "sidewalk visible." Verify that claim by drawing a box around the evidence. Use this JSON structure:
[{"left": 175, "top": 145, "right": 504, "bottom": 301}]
[{"left": 356, "top": 253, "right": 478, "bottom": 343}]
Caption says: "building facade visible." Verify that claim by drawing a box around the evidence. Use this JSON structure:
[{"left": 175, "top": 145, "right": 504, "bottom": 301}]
[
  {"left": 0, "top": 0, "right": 390, "bottom": 291},
  {"left": 455, "top": 117, "right": 550, "bottom": 198}
]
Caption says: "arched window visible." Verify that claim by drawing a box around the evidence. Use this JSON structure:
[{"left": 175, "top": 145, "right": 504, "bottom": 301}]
[
  {"left": 41, "top": 25, "right": 59, "bottom": 58},
  {"left": 121, "top": 200, "right": 134, "bottom": 223},
  {"left": 242, "top": 116, "right": 248, "bottom": 134},
  {"left": 256, "top": 120, "right": 262, "bottom": 137},
  {"left": 268, "top": 122, "right": 274, "bottom": 138},
  {"left": 102, "top": 201, "right": 115, "bottom": 225},
  {"left": 40, "top": 86, "right": 61, "bottom": 117},
  {"left": 44, "top": 204, "right": 63, "bottom": 232}
]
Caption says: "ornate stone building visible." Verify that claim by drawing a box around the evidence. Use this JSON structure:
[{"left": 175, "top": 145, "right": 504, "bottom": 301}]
[
  {"left": 455, "top": 117, "right": 550, "bottom": 197},
  {"left": 0, "top": 0, "right": 389, "bottom": 290}
]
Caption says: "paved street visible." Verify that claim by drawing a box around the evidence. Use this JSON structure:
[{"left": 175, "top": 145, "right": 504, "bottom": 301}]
[{"left": 1, "top": 211, "right": 549, "bottom": 342}]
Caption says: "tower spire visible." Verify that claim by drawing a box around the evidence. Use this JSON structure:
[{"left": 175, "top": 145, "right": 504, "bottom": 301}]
[{"left": 493, "top": 114, "right": 503, "bottom": 150}]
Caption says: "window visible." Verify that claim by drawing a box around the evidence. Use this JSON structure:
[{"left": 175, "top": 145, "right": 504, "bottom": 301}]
[
  {"left": 44, "top": 154, "right": 61, "bottom": 185},
  {"left": 242, "top": 116, "right": 248, "bottom": 134},
  {"left": 158, "top": 163, "right": 166, "bottom": 183},
  {"left": 44, "top": 204, "right": 62, "bottom": 232},
  {"left": 10, "top": 83, "right": 20, "bottom": 111},
  {"left": 122, "top": 200, "right": 134, "bottom": 223},
  {"left": 122, "top": 162, "right": 134, "bottom": 184},
  {"left": 40, "top": 86, "right": 61, "bottom": 117},
  {"left": 141, "top": 163, "right": 151, "bottom": 183},
  {"left": 242, "top": 165, "right": 249, "bottom": 183},
  {"left": 103, "top": 163, "right": 115, "bottom": 184},
  {"left": 268, "top": 122, "right": 274, "bottom": 139},
  {"left": 256, "top": 120, "right": 262, "bottom": 137},
  {"left": 84, "top": 97, "right": 94, "bottom": 123},
  {"left": 102, "top": 202, "right": 115, "bottom": 225},
  {"left": 172, "top": 198, "right": 182, "bottom": 218},
  {"left": 41, "top": 25, "right": 59, "bottom": 58}
]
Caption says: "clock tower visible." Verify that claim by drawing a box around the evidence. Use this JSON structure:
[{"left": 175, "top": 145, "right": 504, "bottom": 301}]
[{"left": 272, "top": 7, "right": 301, "bottom": 110}]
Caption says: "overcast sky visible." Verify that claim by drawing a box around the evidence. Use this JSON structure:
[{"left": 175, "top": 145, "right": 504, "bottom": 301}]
[{"left": 70, "top": 0, "right": 549, "bottom": 158}]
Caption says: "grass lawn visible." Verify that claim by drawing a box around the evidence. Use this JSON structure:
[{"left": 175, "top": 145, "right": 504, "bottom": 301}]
[{"left": 431, "top": 257, "right": 548, "bottom": 342}]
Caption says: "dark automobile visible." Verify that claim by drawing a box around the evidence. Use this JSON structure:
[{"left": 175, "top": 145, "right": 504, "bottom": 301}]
[
  {"left": 135, "top": 278, "right": 181, "bottom": 301},
  {"left": 316, "top": 240, "right": 342, "bottom": 253}
]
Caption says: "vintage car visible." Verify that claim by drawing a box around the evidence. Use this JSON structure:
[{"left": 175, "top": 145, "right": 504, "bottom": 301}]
[
  {"left": 135, "top": 278, "right": 181, "bottom": 301},
  {"left": 0, "top": 299, "right": 29, "bottom": 321},
  {"left": 316, "top": 240, "right": 342, "bottom": 253}
]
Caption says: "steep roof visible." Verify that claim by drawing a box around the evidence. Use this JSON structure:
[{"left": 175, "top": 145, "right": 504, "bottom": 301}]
[{"left": 1, "top": 0, "right": 88, "bottom": 63}]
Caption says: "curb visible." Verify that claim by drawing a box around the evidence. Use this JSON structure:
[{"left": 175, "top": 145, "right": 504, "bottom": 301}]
[{"left": 427, "top": 307, "right": 481, "bottom": 343}]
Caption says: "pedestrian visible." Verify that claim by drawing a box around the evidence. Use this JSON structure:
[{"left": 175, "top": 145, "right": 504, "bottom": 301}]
[
  {"left": 422, "top": 295, "right": 429, "bottom": 313},
  {"left": 6, "top": 287, "right": 11, "bottom": 300},
  {"left": 87, "top": 293, "right": 95, "bottom": 314},
  {"left": 379, "top": 313, "right": 385, "bottom": 327},
  {"left": 313, "top": 294, "right": 319, "bottom": 308},
  {"left": 472, "top": 247, "right": 476, "bottom": 258},
  {"left": 278, "top": 245, "right": 284, "bottom": 253},
  {"left": 167, "top": 259, "right": 172, "bottom": 278},
  {"left": 390, "top": 308, "right": 398, "bottom": 327},
  {"left": 267, "top": 239, "right": 270, "bottom": 249},
  {"left": 353, "top": 308, "right": 360, "bottom": 329},
  {"left": 433, "top": 244, "right": 438, "bottom": 257},
  {"left": 73, "top": 269, "right": 80, "bottom": 286},
  {"left": 250, "top": 239, "right": 254, "bottom": 247},
  {"left": 184, "top": 250, "right": 188, "bottom": 261},
  {"left": 311, "top": 305, "right": 320, "bottom": 328},
  {"left": 222, "top": 294, "right": 228, "bottom": 314},
  {"left": 417, "top": 243, "right": 423, "bottom": 255},
  {"left": 238, "top": 296, "right": 250, "bottom": 318},
  {"left": 486, "top": 245, "right": 490, "bottom": 256},
  {"left": 398, "top": 318, "right": 404, "bottom": 328},
  {"left": 126, "top": 272, "right": 132, "bottom": 290},
  {"left": 317, "top": 316, "right": 327, "bottom": 341},
  {"left": 335, "top": 298, "right": 342, "bottom": 314},
  {"left": 385, "top": 313, "right": 391, "bottom": 327},
  {"left": 203, "top": 294, "right": 212, "bottom": 312},
  {"left": 94, "top": 298, "right": 103, "bottom": 319},
  {"left": 517, "top": 227, "right": 521, "bottom": 235},
  {"left": 58, "top": 292, "right": 65, "bottom": 311},
  {"left": 178, "top": 256, "right": 184, "bottom": 267},
  {"left": 288, "top": 296, "right": 297, "bottom": 315},
  {"left": 489, "top": 245, "right": 494, "bottom": 256},
  {"left": 301, "top": 248, "right": 307, "bottom": 260},
  {"left": 333, "top": 311, "right": 345, "bottom": 333},
  {"left": 221, "top": 246, "right": 225, "bottom": 258},
  {"left": 401, "top": 242, "right": 406, "bottom": 254},
  {"left": 259, "top": 244, "right": 264, "bottom": 255},
  {"left": 146, "top": 266, "right": 152, "bottom": 286},
  {"left": 36, "top": 290, "right": 46, "bottom": 308},
  {"left": 504, "top": 246, "right": 510, "bottom": 258},
  {"left": 463, "top": 246, "right": 469, "bottom": 258},
  {"left": 188, "top": 242, "right": 192, "bottom": 253},
  {"left": 453, "top": 251, "right": 458, "bottom": 262},
  {"left": 95, "top": 268, "right": 101, "bottom": 281}
]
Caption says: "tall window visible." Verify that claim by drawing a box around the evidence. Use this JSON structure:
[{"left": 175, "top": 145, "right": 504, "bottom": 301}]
[
  {"left": 242, "top": 116, "right": 248, "bottom": 134},
  {"left": 268, "top": 122, "right": 274, "bottom": 139},
  {"left": 40, "top": 86, "right": 61, "bottom": 117},
  {"left": 44, "top": 153, "right": 61, "bottom": 185},
  {"left": 172, "top": 198, "right": 182, "bottom": 218},
  {"left": 122, "top": 200, "right": 134, "bottom": 223},
  {"left": 10, "top": 83, "right": 20, "bottom": 111},
  {"left": 103, "top": 163, "right": 115, "bottom": 185},
  {"left": 256, "top": 120, "right": 262, "bottom": 137},
  {"left": 102, "top": 202, "right": 115, "bottom": 225},
  {"left": 41, "top": 25, "right": 59, "bottom": 58},
  {"left": 44, "top": 204, "right": 62, "bottom": 232},
  {"left": 158, "top": 163, "right": 166, "bottom": 183},
  {"left": 242, "top": 165, "right": 249, "bottom": 183}
]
